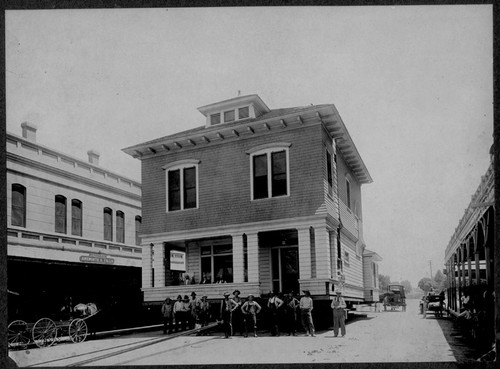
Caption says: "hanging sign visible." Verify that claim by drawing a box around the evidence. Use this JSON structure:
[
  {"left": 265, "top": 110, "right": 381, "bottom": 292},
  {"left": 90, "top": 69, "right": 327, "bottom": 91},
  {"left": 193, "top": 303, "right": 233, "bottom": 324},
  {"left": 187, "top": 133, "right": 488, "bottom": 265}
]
[{"left": 170, "top": 250, "right": 186, "bottom": 271}]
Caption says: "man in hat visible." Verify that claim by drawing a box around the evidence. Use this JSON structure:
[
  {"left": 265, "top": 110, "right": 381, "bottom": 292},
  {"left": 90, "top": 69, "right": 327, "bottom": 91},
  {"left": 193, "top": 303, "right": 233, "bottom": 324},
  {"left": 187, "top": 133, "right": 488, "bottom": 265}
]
[
  {"left": 241, "top": 294, "right": 262, "bottom": 337},
  {"left": 189, "top": 292, "right": 201, "bottom": 329},
  {"left": 199, "top": 296, "right": 211, "bottom": 334},
  {"left": 232, "top": 290, "right": 244, "bottom": 336},
  {"left": 331, "top": 290, "right": 347, "bottom": 337},
  {"left": 299, "top": 290, "right": 315, "bottom": 336},
  {"left": 173, "top": 295, "right": 183, "bottom": 332},
  {"left": 161, "top": 297, "right": 174, "bottom": 334},
  {"left": 219, "top": 292, "right": 238, "bottom": 338}
]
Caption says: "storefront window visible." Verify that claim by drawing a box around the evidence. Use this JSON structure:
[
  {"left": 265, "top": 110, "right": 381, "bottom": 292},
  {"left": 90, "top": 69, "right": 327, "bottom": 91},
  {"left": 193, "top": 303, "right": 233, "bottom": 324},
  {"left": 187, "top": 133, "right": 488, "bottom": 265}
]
[{"left": 200, "top": 241, "right": 233, "bottom": 283}]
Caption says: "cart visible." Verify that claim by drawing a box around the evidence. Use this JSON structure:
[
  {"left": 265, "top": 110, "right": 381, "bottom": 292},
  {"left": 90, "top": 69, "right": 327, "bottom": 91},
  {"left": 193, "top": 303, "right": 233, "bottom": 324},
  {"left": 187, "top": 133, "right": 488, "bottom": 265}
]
[
  {"left": 8, "top": 303, "right": 98, "bottom": 350},
  {"left": 381, "top": 284, "right": 406, "bottom": 311}
]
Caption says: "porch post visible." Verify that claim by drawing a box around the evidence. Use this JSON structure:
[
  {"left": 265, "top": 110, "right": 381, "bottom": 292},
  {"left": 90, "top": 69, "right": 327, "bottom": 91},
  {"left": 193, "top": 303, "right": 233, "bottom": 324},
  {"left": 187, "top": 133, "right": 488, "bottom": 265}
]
[
  {"left": 297, "top": 227, "right": 311, "bottom": 279},
  {"left": 485, "top": 246, "right": 491, "bottom": 285},
  {"left": 461, "top": 245, "right": 466, "bottom": 290},
  {"left": 153, "top": 242, "right": 165, "bottom": 288},
  {"left": 314, "top": 225, "right": 332, "bottom": 279},
  {"left": 143, "top": 243, "right": 152, "bottom": 288},
  {"left": 247, "top": 232, "right": 259, "bottom": 283},
  {"left": 475, "top": 251, "right": 481, "bottom": 285},
  {"left": 232, "top": 233, "right": 244, "bottom": 283}
]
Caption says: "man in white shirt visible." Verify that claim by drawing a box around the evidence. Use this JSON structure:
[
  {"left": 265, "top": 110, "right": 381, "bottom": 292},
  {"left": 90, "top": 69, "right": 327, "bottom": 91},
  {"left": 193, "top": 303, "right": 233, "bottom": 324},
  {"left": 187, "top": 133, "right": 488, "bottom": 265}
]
[
  {"left": 299, "top": 290, "right": 315, "bottom": 337},
  {"left": 331, "top": 291, "right": 347, "bottom": 337}
]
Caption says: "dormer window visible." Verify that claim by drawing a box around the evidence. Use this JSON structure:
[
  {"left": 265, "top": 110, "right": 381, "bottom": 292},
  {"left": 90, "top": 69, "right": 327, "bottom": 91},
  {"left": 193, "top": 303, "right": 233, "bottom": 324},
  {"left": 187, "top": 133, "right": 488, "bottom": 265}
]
[
  {"left": 198, "top": 95, "right": 271, "bottom": 128},
  {"left": 238, "top": 106, "right": 249, "bottom": 119},
  {"left": 224, "top": 110, "right": 235, "bottom": 122},
  {"left": 210, "top": 113, "right": 221, "bottom": 125}
]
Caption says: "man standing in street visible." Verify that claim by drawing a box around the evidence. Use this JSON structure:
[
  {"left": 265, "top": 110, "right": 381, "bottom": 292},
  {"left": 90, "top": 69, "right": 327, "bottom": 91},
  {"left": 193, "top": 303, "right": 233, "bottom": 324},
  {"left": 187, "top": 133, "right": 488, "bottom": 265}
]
[
  {"left": 331, "top": 290, "right": 347, "bottom": 337},
  {"left": 219, "top": 292, "right": 238, "bottom": 338},
  {"left": 241, "top": 294, "right": 261, "bottom": 337},
  {"left": 299, "top": 290, "right": 315, "bottom": 337}
]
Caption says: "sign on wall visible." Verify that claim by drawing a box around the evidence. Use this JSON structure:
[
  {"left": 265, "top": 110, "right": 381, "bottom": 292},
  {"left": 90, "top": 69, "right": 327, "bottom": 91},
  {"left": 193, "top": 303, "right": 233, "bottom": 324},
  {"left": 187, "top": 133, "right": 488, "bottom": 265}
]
[
  {"left": 80, "top": 253, "right": 115, "bottom": 265},
  {"left": 170, "top": 250, "right": 186, "bottom": 271}
]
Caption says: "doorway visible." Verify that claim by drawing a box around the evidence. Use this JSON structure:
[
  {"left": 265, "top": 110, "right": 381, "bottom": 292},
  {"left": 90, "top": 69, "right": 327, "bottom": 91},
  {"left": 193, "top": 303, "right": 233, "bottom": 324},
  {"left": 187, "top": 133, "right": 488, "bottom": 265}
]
[{"left": 271, "top": 246, "right": 299, "bottom": 294}]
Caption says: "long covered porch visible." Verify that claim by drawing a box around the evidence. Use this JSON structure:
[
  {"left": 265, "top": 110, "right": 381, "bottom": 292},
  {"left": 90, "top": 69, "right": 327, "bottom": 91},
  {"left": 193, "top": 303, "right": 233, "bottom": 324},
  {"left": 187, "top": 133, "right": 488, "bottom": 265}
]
[{"left": 140, "top": 216, "right": 346, "bottom": 304}]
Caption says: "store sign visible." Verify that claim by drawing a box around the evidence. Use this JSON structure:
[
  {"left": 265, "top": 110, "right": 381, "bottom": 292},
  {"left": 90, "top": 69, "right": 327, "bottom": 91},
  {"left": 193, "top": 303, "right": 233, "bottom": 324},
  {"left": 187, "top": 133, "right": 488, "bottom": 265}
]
[
  {"left": 80, "top": 253, "right": 115, "bottom": 265},
  {"left": 170, "top": 250, "right": 186, "bottom": 271}
]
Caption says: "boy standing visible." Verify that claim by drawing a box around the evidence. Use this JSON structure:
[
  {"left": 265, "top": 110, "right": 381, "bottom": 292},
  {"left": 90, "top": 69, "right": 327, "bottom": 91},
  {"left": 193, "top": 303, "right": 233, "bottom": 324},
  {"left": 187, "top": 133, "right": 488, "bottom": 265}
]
[{"left": 299, "top": 290, "right": 315, "bottom": 337}]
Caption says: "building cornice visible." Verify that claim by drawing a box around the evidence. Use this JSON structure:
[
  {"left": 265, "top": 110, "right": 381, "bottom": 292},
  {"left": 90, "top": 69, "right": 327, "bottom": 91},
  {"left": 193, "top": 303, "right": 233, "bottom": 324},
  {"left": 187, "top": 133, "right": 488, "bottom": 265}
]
[
  {"left": 123, "top": 104, "right": 372, "bottom": 185},
  {"left": 7, "top": 153, "right": 142, "bottom": 205}
]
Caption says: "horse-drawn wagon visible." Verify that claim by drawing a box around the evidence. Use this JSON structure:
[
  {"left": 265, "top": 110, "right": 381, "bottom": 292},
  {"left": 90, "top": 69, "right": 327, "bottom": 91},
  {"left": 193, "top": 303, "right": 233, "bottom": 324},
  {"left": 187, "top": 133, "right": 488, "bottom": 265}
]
[{"left": 8, "top": 303, "right": 98, "bottom": 350}]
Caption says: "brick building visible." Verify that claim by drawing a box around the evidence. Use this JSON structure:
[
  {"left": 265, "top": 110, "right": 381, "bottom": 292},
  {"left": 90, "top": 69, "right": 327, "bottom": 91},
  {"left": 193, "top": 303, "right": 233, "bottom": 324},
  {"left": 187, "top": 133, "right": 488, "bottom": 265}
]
[
  {"left": 7, "top": 122, "right": 142, "bottom": 322},
  {"left": 124, "top": 94, "right": 381, "bottom": 308}
]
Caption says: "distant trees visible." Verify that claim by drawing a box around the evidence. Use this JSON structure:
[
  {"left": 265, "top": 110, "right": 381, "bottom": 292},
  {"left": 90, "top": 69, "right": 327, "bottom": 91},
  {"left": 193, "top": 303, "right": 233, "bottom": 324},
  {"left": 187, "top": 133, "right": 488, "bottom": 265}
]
[
  {"left": 378, "top": 274, "right": 391, "bottom": 292},
  {"left": 399, "top": 280, "right": 413, "bottom": 294},
  {"left": 418, "top": 270, "right": 446, "bottom": 293}
]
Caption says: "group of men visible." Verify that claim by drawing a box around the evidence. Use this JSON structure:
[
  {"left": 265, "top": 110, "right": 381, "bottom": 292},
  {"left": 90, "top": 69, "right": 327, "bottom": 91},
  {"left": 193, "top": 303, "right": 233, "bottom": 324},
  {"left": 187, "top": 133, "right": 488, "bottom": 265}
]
[{"left": 161, "top": 289, "right": 347, "bottom": 338}]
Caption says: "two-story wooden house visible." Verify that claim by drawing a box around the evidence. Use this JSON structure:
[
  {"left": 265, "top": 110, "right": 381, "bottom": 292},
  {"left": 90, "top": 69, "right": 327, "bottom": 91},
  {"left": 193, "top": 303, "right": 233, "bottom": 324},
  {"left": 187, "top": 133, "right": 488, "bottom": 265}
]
[{"left": 123, "top": 94, "right": 381, "bottom": 311}]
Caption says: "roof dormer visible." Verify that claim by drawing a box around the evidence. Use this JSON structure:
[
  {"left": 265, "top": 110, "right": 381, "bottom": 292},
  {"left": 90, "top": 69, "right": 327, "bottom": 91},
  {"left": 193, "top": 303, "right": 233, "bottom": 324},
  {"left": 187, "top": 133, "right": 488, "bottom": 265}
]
[{"left": 197, "top": 94, "right": 271, "bottom": 128}]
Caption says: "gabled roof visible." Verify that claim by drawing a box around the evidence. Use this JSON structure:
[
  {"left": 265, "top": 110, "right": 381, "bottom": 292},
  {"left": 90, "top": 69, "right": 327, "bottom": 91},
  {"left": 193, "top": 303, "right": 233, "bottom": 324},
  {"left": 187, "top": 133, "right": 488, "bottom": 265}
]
[
  {"left": 123, "top": 99, "right": 373, "bottom": 184},
  {"left": 363, "top": 249, "right": 382, "bottom": 261}
]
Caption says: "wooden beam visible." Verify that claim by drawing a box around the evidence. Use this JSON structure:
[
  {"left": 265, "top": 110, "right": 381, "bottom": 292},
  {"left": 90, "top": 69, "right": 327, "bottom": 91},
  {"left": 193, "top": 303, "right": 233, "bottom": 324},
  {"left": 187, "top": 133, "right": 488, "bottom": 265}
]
[
  {"left": 263, "top": 123, "right": 270, "bottom": 130},
  {"left": 134, "top": 150, "right": 143, "bottom": 157},
  {"left": 232, "top": 130, "right": 239, "bottom": 137},
  {"left": 217, "top": 132, "right": 224, "bottom": 140},
  {"left": 280, "top": 119, "right": 287, "bottom": 128},
  {"left": 201, "top": 136, "right": 210, "bottom": 143},
  {"left": 297, "top": 115, "right": 303, "bottom": 124},
  {"left": 148, "top": 147, "right": 156, "bottom": 154},
  {"left": 247, "top": 126, "right": 254, "bottom": 134},
  {"left": 174, "top": 142, "right": 182, "bottom": 149},
  {"left": 161, "top": 144, "right": 169, "bottom": 151},
  {"left": 187, "top": 139, "right": 196, "bottom": 146}
]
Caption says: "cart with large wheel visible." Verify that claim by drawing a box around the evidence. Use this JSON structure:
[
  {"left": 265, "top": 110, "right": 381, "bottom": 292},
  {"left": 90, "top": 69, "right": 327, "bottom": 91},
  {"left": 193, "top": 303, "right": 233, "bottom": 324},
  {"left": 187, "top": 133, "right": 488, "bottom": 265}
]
[
  {"left": 8, "top": 303, "right": 98, "bottom": 350},
  {"left": 380, "top": 284, "right": 406, "bottom": 311}
]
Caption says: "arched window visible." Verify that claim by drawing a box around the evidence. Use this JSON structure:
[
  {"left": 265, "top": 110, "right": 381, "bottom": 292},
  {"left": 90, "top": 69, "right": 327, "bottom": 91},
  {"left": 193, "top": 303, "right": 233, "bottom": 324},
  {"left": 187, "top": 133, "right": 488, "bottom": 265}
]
[
  {"left": 71, "top": 199, "right": 82, "bottom": 236},
  {"left": 116, "top": 211, "right": 125, "bottom": 243},
  {"left": 247, "top": 143, "right": 291, "bottom": 200},
  {"left": 11, "top": 184, "right": 26, "bottom": 227},
  {"left": 103, "top": 207, "right": 113, "bottom": 241},
  {"left": 135, "top": 215, "right": 142, "bottom": 245},
  {"left": 55, "top": 195, "right": 67, "bottom": 233},
  {"left": 163, "top": 160, "right": 200, "bottom": 212}
]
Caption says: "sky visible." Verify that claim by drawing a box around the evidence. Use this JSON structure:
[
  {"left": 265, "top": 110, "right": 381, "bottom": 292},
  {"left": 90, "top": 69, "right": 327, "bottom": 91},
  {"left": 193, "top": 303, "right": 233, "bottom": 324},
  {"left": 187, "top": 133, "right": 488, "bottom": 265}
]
[{"left": 5, "top": 6, "right": 493, "bottom": 288}]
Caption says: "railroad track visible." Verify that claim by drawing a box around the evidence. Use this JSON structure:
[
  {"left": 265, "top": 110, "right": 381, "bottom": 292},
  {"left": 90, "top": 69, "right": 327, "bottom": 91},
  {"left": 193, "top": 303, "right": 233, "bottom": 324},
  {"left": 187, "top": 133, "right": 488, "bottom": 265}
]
[{"left": 27, "top": 323, "right": 219, "bottom": 367}]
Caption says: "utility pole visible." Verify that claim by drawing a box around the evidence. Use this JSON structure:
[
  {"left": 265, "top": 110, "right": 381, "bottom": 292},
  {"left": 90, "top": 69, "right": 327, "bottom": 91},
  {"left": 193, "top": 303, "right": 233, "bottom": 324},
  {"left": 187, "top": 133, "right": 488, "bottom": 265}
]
[{"left": 429, "top": 260, "right": 433, "bottom": 279}]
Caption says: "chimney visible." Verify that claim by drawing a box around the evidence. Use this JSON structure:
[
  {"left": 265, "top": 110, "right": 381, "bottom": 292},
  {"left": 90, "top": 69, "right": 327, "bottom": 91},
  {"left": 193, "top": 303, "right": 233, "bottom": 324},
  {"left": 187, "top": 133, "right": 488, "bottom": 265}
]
[
  {"left": 87, "top": 150, "right": 100, "bottom": 165},
  {"left": 21, "top": 122, "right": 37, "bottom": 142}
]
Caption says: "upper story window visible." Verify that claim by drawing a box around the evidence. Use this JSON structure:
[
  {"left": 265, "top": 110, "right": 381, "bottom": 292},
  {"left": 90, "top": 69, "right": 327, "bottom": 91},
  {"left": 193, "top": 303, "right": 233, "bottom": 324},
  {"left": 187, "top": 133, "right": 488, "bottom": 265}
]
[
  {"left": 11, "top": 184, "right": 26, "bottom": 227},
  {"left": 71, "top": 199, "right": 82, "bottom": 236},
  {"left": 116, "top": 210, "right": 125, "bottom": 243},
  {"left": 238, "top": 106, "right": 249, "bottom": 119},
  {"left": 103, "top": 207, "right": 113, "bottom": 241},
  {"left": 55, "top": 195, "right": 67, "bottom": 233},
  {"left": 135, "top": 215, "right": 142, "bottom": 245},
  {"left": 346, "top": 177, "right": 351, "bottom": 209},
  {"left": 163, "top": 160, "right": 200, "bottom": 212},
  {"left": 224, "top": 110, "right": 235, "bottom": 122},
  {"left": 248, "top": 143, "right": 291, "bottom": 200},
  {"left": 210, "top": 113, "right": 221, "bottom": 125},
  {"left": 326, "top": 149, "right": 334, "bottom": 196}
]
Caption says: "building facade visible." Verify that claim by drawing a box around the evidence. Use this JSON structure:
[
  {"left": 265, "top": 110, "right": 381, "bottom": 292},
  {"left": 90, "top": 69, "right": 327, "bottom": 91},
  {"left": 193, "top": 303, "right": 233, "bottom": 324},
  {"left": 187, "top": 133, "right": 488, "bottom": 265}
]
[
  {"left": 7, "top": 122, "right": 142, "bottom": 321},
  {"left": 124, "top": 95, "right": 381, "bottom": 308},
  {"left": 444, "top": 159, "right": 494, "bottom": 314}
]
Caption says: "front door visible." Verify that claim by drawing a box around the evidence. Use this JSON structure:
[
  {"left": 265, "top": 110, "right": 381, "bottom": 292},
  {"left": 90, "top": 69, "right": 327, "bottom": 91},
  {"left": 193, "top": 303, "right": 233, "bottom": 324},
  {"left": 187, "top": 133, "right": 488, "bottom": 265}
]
[{"left": 271, "top": 247, "right": 299, "bottom": 294}]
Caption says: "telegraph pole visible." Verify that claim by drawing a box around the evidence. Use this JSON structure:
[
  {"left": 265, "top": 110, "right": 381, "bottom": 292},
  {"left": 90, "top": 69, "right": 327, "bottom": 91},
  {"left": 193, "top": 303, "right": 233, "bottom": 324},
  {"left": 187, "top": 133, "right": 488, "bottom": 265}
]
[{"left": 429, "top": 260, "right": 433, "bottom": 279}]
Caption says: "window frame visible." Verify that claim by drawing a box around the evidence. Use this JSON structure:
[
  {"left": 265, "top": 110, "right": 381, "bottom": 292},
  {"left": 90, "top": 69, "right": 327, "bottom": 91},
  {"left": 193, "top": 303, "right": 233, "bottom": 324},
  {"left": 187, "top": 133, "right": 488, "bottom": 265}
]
[
  {"left": 163, "top": 160, "right": 200, "bottom": 212},
  {"left": 11, "top": 184, "right": 26, "bottom": 227},
  {"left": 55, "top": 195, "right": 67, "bottom": 234},
  {"left": 103, "top": 207, "right": 113, "bottom": 241},
  {"left": 345, "top": 177, "right": 352, "bottom": 209},
  {"left": 135, "top": 215, "right": 142, "bottom": 246},
  {"left": 116, "top": 210, "right": 125, "bottom": 243},
  {"left": 247, "top": 143, "right": 291, "bottom": 201},
  {"left": 71, "top": 199, "right": 83, "bottom": 236},
  {"left": 200, "top": 243, "right": 233, "bottom": 284}
]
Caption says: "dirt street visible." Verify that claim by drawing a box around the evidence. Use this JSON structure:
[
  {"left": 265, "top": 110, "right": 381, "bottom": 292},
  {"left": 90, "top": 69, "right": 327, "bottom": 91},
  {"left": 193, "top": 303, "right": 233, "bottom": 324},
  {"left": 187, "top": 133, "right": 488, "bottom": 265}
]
[{"left": 9, "top": 299, "right": 470, "bottom": 366}]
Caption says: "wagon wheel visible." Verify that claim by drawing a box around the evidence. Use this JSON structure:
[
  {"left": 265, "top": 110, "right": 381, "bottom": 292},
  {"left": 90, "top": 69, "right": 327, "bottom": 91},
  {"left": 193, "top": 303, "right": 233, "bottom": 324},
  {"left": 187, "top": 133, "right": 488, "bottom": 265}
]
[
  {"left": 8, "top": 320, "right": 30, "bottom": 350},
  {"left": 69, "top": 318, "right": 88, "bottom": 343},
  {"left": 32, "top": 318, "right": 58, "bottom": 348}
]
